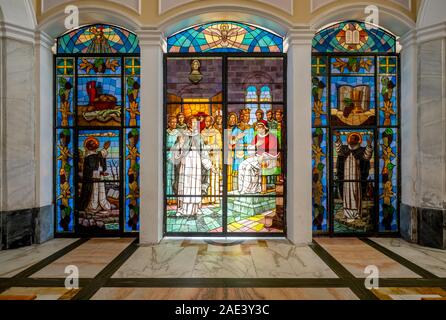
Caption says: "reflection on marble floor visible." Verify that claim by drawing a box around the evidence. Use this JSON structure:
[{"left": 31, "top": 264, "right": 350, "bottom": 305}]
[
  {"left": 315, "top": 238, "right": 420, "bottom": 278},
  {"left": 370, "top": 238, "right": 446, "bottom": 277},
  {"left": 0, "top": 287, "right": 80, "bottom": 300},
  {"left": 92, "top": 287, "right": 358, "bottom": 300},
  {"left": 32, "top": 238, "right": 134, "bottom": 279},
  {"left": 0, "top": 238, "right": 78, "bottom": 278},
  {"left": 372, "top": 287, "right": 446, "bottom": 300},
  {"left": 113, "top": 239, "right": 337, "bottom": 279}
]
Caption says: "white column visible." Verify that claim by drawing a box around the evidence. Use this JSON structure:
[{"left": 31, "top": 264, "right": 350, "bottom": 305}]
[
  {"left": 286, "top": 28, "right": 315, "bottom": 245},
  {"left": 35, "top": 31, "right": 54, "bottom": 207},
  {"left": 138, "top": 29, "right": 164, "bottom": 244},
  {"left": 399, "top": 30, "right": 418, "bottom": 208}
]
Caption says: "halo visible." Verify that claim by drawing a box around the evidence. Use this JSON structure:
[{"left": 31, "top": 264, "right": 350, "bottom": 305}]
[{"left": 347, "top": 132, "right": 363, "bottom": 145}]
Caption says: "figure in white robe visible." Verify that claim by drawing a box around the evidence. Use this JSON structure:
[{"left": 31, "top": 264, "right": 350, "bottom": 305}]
[
  {"left": 238, "top": 121, "right": 279, "bottom": 195},
  {"left": 174, "top": 117, "right": 213, "bottom": 216},
  {"left": 79, "top": 137, "right": 112, "bottom": 213},
  {"left": 334, "top": 132, "right": 373, "bottom": 222}
]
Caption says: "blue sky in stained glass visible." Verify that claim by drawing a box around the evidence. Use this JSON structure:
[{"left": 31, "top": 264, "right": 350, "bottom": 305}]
[
  {"left": 313, "top": 20, "right": 396, "bottom": 53},
  {"left": 58, "top": 24, "right": 140, "bottom": 54},
  {"left": 167, "top": 22, "right": 283, "bottom": 53}
]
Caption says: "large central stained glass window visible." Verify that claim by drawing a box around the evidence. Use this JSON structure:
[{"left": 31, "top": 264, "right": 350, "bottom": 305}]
[
  {"left": 165, "top": 22, "right": 286, "bottom": 235},
  {"left": 55, "top": 24, "right": 140, "bottom": 235}
]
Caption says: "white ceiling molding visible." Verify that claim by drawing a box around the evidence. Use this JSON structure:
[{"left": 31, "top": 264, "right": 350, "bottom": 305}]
[
  {"left": 390, "top": 0, "right": 411, "bottom": 11},
  {"left": 311, "top": 0, "right": 336, "bottom": 13},
  {"left": 311, "top": 0, "right": 411, "bottom": 13},
  {"left": 159, "top": 0, "right": 293, "bottom": 15},
  {"left": 41, "top": 0, "right": 141, "bottom": 15}
]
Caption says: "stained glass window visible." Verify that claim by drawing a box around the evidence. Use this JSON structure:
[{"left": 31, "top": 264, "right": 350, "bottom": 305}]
[
  {"left": 57, "top": 24, "right": 140, "bottom": 54},
  {"left": 55, "top": 25, "right": 140, "bottom": 235},
  {"left": 165, "top": 56, "right": 286, "bottom": 235},
  {"left": 167, "top": 22, "right": 283, "bottom": 53},
  {"left": 312, "top": 21, "right": 396, "bottom": 53},
  {"left": 312, "top": 21, "right": 400, "bottom": 235}
]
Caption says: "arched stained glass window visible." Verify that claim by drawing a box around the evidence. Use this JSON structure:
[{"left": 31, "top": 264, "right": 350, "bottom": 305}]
[
  {"left": 55, "top": 24, "right": 141, "bottom": 235},
  {"left": 57, "top": 24, "right": 140, "bottom": 54},
  {"left": 312, "top": 21, "right": 400, "bottom": 235},
  {"left": 312, "top": 20, "right": 396, "bottom": 53},
  {"left": 167, "top": 22, "right": 283, "bottom": 53}
]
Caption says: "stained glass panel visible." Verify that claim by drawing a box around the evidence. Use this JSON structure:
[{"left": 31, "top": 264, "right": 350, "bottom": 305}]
[
  {"left": 77, "top": 77, "right": 122, "bottom": 126},
  {"left": 331, "top": 76, "right": 376, "bottom": 126},
  {"left": 56, "top": 129, "right": 74, "bottom": 232},
  {"left": 125, "top": 58, "right": 141, "bottom": 127},
  {"left": 312, "top": 128, "right": 328, "bottom": 232},
  {"left": 379, "top": 128, "right": 398, "bottom": 232},
  {"left": 56, "top": 25, "right": 140, "bottom": 235},
  {"left": 312, "top": 20, "right": 399, "bottom": 235},
  {"left": 125, "top": 129, "right": 140, "bottom": 232},
  {"left": 312, "top": 21, "right": 396, "bottom": 53},
  {"left": 167, "top": 22, "right": 283, "bottom": 53},
  {"left": 332, "top": 129, "right": 375, "bottom": 181},
  {"left": 57, "top": 24, "right": 140, "bottom": 54},
  {"left": 77, "top": 130, "right": 121, "bottom": 232},
  {"left": 164, "top": 55, "right": 285, "bottom": 235},
  {"left": 77, "top": 57, "right": 121, "bottom": 75},
  {"left": 227, "top": 197, "right": 284, "bottom": 233}
]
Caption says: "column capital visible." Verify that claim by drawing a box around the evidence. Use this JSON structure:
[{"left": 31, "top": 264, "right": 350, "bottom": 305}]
[
  {"left": 285, "top": 27, "right": 315, "bottom": 47},
  {"left": 0, "top": 22, "right": 35, "bottom": 44},
  {"left": 416, "top": 22, "right": 446, "bottom": 44},
  {"left": 35, "top": 30, "right": 54, "bottom": 50},
  {"left": 136, "top": 28, "right": 165, "bottom": 48},
  {"left": 399, "top": 30, "right": 417, "bottom": 49}
]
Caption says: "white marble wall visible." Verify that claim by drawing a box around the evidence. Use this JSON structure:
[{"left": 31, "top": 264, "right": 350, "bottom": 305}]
[
  {"left": 2, "top": 39, "right": 36, "bottom": 212},
  {"left": 417, "top": 39, "right": 446, "bottom": 209}
]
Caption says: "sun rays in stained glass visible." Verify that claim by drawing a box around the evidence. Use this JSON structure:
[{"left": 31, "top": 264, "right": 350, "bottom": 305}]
[{"left": 167, "top": 22, "right": 283, "bottom": 53}]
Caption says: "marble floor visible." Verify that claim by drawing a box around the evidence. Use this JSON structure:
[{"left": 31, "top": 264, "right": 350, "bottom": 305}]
[{"left": 1, "top": 237, "right": 446, "bottom": 300}]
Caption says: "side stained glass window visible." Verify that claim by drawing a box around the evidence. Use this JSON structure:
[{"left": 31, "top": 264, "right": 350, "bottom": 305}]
[
  {"left": 312, "top": 21, "right": 400, "bottom": 235},
  {"left": 167, "top": 22, "right": 283, "bottom": 53},
  {"left": 55, "top": 24, "right": 141, "bottom": 235}
]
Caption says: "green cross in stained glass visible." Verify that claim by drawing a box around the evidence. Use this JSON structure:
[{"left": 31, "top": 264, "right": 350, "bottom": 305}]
[
  {"left": 57, "top": 59, "right": 73, "bottom": 75},
  {"left": 381, "top": 57, "right": 396, "bottom": 74},
  {"left": 312, "top": 57, "right": 326, "bottom": 75},
  {"left": 126, "top": 58, "right": 140, "bottom": 76}
]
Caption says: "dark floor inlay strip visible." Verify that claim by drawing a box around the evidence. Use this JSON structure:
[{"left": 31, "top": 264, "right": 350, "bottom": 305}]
[
  {"left": 360, "top": 238, "right": 439, "bottom": 279},
  {"left": 310, "top": 241, "right": 378, "bottom": 300},
  {"left": 12, "top": 238, "right": 90, "bottom": 279},
  {"left": 71, "top": 239, "right": 139, "bottom": 300}
]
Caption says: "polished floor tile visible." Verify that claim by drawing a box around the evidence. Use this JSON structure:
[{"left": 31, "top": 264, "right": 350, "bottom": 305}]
[
  {"left": 31, "top": 238, "right": 134, "bottom": 279},
  {"left": 0, "top": 238, "right": 78, "bottom": 278},
  {"left": 112, "top": 245, "right": 199, "bottom": 278},
  {"left": 315, "top": 238, "right": 420, "bottom": 278},
  {"left": 92, "top": 287, "right": 358, "bottom": 300},
  {"left": 0, "top": 287, "right": 80, "bottom": 300},
  {"left": 252, "top": 241, "right": 337, "bottom": 278},
  {"left": 372, "top": 287, "right": 446, "bottom": 300},
  {"left": 370, "top": 238, "right": 446, "bottom": 277}
]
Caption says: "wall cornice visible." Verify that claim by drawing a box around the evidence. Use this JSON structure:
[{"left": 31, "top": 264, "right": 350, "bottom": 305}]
[{"left": 0, "top": 22, "right": 36, "bottom": 44}]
